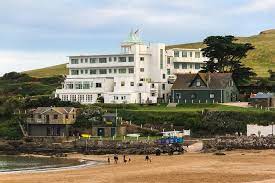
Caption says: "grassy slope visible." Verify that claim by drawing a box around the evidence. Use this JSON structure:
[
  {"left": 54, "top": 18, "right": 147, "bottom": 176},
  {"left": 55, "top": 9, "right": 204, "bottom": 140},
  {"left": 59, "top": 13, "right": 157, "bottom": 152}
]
[
  {"left": 24, "top": 29, "right": 275, "bottom": 78},
  {"left": 97, "top": 103, "right": 273, "bottom": 113},
  {"left": 166, "top": 29, "right": 275, "bottom": 77},
  {"left": 24, "top": 64, "right": 68, "bottom": 78}
]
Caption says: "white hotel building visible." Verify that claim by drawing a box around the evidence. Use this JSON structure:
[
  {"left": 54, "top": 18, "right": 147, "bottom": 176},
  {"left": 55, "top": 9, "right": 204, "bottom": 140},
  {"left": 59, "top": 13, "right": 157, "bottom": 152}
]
[{"left": 55, "top": 31, "right": 208, "bottom": 104}]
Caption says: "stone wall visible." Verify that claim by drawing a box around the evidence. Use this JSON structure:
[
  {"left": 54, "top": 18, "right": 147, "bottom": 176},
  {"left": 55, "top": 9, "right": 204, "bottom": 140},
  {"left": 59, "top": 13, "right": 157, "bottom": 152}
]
[{"left": 203, "top": 135, "right": 275, "bottom": 152}]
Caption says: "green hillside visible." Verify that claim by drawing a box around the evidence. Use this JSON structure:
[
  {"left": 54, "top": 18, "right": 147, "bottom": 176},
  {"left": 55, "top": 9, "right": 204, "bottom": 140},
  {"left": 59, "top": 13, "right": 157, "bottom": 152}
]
[
  {"left": 167, "top": 29, "right": 275, "bottom": 77},
  {"left": 24, "top": 63, "right": 68, "bottom": 78},
  {"left": 24, "top": 29, "right": 275, "bottom": 78}
]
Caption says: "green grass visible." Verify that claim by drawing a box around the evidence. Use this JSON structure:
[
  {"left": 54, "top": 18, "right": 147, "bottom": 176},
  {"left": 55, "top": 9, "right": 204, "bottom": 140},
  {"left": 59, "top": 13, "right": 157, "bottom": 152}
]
[
  {"left": 166, "top": 29, "right": 275, "bottom": 77},
  {"left": 24, "top": 64, "right": 68, "bottom": 78},
  {"left": 97, "top": 103, "right": 272, "bottom": 113}
]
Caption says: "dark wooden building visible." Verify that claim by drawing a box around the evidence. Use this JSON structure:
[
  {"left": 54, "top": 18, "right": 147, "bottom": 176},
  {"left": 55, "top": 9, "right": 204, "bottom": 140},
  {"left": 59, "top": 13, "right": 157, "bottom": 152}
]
[{"left": 171, "top": 73, "right": 239, "bottom": 103}]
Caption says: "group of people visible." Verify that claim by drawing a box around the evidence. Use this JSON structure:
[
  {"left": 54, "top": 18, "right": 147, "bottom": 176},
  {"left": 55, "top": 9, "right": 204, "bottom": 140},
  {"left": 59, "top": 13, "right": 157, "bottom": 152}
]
[{"left": 107, "top": 154, "right": 151, "bottom": 164}]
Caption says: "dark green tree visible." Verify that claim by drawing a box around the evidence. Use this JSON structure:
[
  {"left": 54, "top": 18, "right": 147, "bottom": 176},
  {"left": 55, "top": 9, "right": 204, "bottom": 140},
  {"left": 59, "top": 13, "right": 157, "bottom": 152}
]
[
  {"left": 74, "top": 105, "right": 104, "bottom": 128},
  {"left": 201, "top": 36, "right": 256, "bottom": 84}
]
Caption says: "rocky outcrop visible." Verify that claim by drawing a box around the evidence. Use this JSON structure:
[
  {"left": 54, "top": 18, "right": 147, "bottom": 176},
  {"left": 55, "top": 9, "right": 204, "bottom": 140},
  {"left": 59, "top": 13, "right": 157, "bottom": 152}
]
[{"left": 203, "top": 135, "right": 275, "bottom": 152}]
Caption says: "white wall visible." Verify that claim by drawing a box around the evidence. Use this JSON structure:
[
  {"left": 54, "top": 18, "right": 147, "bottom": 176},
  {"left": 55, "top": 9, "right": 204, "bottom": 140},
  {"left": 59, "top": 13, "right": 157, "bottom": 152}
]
[{"left": 247, "top": 124, "right": 275, "bottom": 137}]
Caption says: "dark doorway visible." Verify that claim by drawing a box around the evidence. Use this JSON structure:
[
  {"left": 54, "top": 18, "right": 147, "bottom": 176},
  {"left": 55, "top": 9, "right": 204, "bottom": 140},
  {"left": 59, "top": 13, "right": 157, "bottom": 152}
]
[
  {"left": 46, "top": 115, "right": 50, "bottom": 123},
  {"left": 111, "top": 128, "right": 116, "bottom": 137},
  {"left": 97, "top": 128, "right": 105, "bottom": 137},
  {"left": 138, "top": 93, "right": 142, "bottom": 104}
]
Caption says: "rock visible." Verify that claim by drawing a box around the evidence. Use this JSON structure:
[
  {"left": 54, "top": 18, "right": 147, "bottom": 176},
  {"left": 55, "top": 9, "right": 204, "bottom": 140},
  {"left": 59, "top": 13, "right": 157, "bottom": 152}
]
[{"left": 214, "top": 152, "right": 226, "bottom": 155}]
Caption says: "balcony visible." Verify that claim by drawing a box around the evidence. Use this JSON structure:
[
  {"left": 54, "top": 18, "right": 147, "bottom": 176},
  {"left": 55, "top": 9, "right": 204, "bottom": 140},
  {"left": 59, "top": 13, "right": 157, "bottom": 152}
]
[
  {"left": 67, "top": 62, "right": 135, "bottom": 69},
  {"left": 27, "top": 118, "right": 74, "bottom": 125},
  {"left": 172, "top": 57, "right": 207, "bottom": 63}
]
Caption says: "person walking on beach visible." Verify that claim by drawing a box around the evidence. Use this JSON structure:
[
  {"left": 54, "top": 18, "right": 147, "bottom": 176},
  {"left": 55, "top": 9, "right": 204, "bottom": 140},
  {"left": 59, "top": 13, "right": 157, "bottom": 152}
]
[
  {"left": 123, "top": 154, "right": 127, "bottom": 163},
  {"left": 145, "top": 155, "right": 151, "bottom": 163},
  {"left": 114, "top": 154, "right": 118, "bottom": 164},
  {"left": 107, "top": 156, "right": 110, "bottom": 164}
]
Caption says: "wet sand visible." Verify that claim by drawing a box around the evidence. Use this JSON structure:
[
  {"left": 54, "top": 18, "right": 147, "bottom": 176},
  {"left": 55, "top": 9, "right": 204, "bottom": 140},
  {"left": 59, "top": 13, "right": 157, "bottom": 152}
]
[{"left": 1, "top": 150, "right": 275, "bottom": 183}]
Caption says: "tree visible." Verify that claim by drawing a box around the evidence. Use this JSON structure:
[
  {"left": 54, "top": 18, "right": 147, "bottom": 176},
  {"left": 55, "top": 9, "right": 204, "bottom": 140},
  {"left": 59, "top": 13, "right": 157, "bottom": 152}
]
[
  {"left": 74, "top": 105, "right": 104, "bottom": 128},
  {"left": 201, "top": 36, "right": 256, "bottom": 85}
]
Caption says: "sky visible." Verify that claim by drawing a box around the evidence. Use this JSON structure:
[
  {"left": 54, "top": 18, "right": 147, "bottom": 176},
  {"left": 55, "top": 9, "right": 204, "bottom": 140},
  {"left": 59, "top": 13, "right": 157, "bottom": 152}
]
[{"left": 0, "top": 0, "right": 275, "bottom": 76}]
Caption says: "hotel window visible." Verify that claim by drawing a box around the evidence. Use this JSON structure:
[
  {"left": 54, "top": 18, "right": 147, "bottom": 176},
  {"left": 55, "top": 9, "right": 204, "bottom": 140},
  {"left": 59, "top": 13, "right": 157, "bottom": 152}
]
[
  {"left": 114, "top": 69, "right": 117, "bottom": 73},
  {"left": 174, "top": 50, "right": 179, "bottom": 57},
  {"left": 99, "top": 58, "right": 107, "bottom": 63},
  {"left": 118, "top": 57, "right": 126, "bottom": 62},
  {"left": 195, "top": 63, "right": 201, "bottom": 69},
  {"left": 189, "top": 52, "right": 193, "bottom": 57},
  {"left": 114, "top": 57, "right": 117, "bottom": 62},
  {"left": 167, "top": 69, "right": 171, "bottom": 75},
  {"left": 54, "top": 115, "right": 58, "bottom": 119},
  {"left": 130, "top": 82, "right": 134, "bottom": 86},
  {"left": 140, "top": 57, "right": 144, "bottom": 61},
  {"left": 99, "top": 69, "right": 107, "bottom": 74},
  {"left": 80, "top": 58, "right": 83, "bottom": 63},
  {"left": 128, "top": 57, "right": 134, "bottom": 62},
  {"left": 119, "top": 68, "right": 126, "bottom": 74},
  {"left": 109, "top": 57, "right": 112, "bottom": 62},
  {"left": 90, "top": 58, "right": 96, "bottom": 63},
  {"left": 96, "top": 83, "right": 102, "bottom": 88},
  {"left": 151, "top": 93, "right": 156, "bottom": 97},
  {"left": 75, "top": 82, "right": 82, "bottom": 89},
  {"left": 71, "top": 59, "right": 78, "bottom": 64},
  {"left": 140, "top": 68, "right": 144, "bottom": 72},
  {"left": 71, "top": 95, "right": 77, "bottom": 102},
  {"left": 85, "top": 69, "right": 88, "bottom": 74},
  {"left": 195, "top": 52, "right": 200, "bottom": 58},
  {"left": 109, "top": 69, "right": 112, "bottom": 73},
  {"left": 90, "top": 69, "right": 96, "bottom": 75},
  {"left": 80, "top": 70, "right": 84, "bottom": 74},
  {"left": 85, "top": 58, "right": 88, "bottom": 63},
  {"left": 121, "top": 81, "right": 125, "bottom": 86},
  {"left": 174, "top": 63, "right": 180, "bottom": 69},
  {"left": 160, "top": 49, "right": 164, "bottom": 69},
  {"left": 210, "top": 93, "right": 215, "bottom": 99},
  {"left": 71, "top": 70, "right": 79, "bottom": 75},
  {"left": 151, "top": 83, "right": 155, "bottom": 88},
  {"left": 86, "top": 95, "right": 93, "bottom": 102},
  {"left": 90, "top": 82, "right": 93, "bottom": 88},
  {"left": 83, "top": 82, "right": 90, "bottom": 89},
  {"left": 167, "top": 57, "right": 171, "bottom": 64},
  {"left": 162, "top": 84, "right": 165, "bottom": 90},
  {"left": 78, "top": 95, "right": 84, "bottom": 102},
  {"left": 162, "top": 74, "right": 166, "bottom": 79},
  {"left": 182, "top": 51, "right": 187, "bottom": 57},
  {"left": 188, "top": 64, "right": 193, "bottom": 69},
  {"left": 129, "top": 68, "right": 134, "bottom": 73},
  {"left": 140, "top": 78, "right": 144, "bottom": 81},
  {"left": 138, "top": 83, "right": 143, "bottom": 86},
  {"left": 182, "top": 63, "right": 187, "bottom": 69}
]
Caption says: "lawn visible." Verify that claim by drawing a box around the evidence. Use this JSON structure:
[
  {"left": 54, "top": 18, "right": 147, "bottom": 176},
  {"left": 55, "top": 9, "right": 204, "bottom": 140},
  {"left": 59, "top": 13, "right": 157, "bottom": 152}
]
[
  {"left": 98, "top": 103, "right": 272, "bottom": 113},
  {"left": 24, "top": 64, "right": 68, "bottom": 78}
]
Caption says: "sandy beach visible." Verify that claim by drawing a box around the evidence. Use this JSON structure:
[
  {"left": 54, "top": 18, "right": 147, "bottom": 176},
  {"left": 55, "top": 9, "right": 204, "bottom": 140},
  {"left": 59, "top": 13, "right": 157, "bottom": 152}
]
[{"left": 2, "top": 150, "right": 275, "bottom": 183}]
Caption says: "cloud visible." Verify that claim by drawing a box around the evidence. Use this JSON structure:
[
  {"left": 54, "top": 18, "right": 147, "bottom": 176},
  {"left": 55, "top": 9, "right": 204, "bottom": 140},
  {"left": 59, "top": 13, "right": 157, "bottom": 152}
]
[
  {"left": 236, "top": 0, "right": 275, "bottom": 13},
  {"left": 0, "top": 50, "right": 69, "bottom": 76}
]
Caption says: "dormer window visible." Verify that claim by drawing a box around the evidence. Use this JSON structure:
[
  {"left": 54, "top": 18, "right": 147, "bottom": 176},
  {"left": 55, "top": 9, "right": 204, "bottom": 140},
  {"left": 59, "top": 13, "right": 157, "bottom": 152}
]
[{"left": 196, "top": 80, "right": 201, "bottom": 87}]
